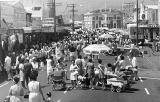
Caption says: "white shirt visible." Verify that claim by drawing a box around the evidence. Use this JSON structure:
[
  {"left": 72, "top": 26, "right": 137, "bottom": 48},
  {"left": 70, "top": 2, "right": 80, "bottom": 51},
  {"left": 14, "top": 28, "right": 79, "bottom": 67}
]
[
  {"left": 130, "top": 43, "right": 135, "bottom": 49},
  {"left": 119, "top": 60, "right": 126, "bottom": 69},
  {"left": 31, "top": 62, "right": 38, "bottom": 69},
  {"left": 5, "top": 56, "right": 11, "bottom": 67},
  {"left": 131, "top": 57, "right": 138, "bottom": 67}
]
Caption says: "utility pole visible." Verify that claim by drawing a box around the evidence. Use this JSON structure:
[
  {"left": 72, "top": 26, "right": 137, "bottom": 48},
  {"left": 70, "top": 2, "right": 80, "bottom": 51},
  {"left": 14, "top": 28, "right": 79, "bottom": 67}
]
[
  {"left": 136, "top": 0, "right": 139, "bottom": 45},
  {"left": 47, "top": 0, "right": 62, "bottom": 35},
  {"left": 0, "top": 1, "right": 2, "bottom": 63},
  {"left": 67, "top": 4, "right": 78, "bottom": 31}
]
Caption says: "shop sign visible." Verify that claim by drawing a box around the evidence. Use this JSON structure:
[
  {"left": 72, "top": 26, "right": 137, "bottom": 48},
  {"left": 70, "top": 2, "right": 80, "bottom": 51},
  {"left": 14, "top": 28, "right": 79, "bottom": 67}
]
[{"left": 17, "top": 33, "right": 23, "bottom": 43}]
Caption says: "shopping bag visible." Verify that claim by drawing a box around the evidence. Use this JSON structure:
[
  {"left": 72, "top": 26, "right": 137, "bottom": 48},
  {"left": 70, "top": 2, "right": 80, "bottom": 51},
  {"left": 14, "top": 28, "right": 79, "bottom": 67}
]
[
  {"left": 4, "top": 96, "right": 10, "bottom": 102},
  {"left": 24, "top": 92, "right": 29, "bottom": 99},
  {"left": 73, "top": 70, "right": 78, "bottom": 76}
]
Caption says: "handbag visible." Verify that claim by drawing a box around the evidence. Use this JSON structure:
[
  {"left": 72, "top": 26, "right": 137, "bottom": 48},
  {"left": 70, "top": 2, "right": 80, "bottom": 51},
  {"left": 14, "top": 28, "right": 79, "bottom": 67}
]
[
  {"left": 4, "top": 96, "right": 10, "bottom": 102},
  {"left": 73, "top": 70, "right": 78, "bottom": 76},
  {"left": 24, "top": 92, "right": 29, "bottom": 99}
]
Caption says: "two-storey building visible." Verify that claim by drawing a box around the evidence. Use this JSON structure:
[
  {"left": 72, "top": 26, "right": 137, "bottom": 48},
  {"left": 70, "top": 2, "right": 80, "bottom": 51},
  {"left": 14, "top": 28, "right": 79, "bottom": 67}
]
[{"left": 83, "top": 9, "right": 123, "bottom": 30}]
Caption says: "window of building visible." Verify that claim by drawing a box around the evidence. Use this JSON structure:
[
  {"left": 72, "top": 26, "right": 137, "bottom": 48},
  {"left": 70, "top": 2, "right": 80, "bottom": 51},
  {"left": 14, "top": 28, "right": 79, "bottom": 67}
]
[
  {"left": 109, "top": 17, "right": 113, "bottom": 20},
  {"left": 33, "top": 7, "right": 41, "bottom": 10},
  {"left": 93, "top": 21, "right": 95, "bottom": 29},
  {"left": 99, "top": 21, "right": 101, "bottom": 27},
  {"left": 107, "top": 17, "right": 109, "bottom": 20},
  {"left": 92, "top": 17, "right": 95, "bottom": 20},
  {"left": 117, "top": 17, "right": 121, "bottom": 19},
  {"left": 114, "top": 15, "right": 116, "bottom": 19},
  {"left": 96, "top": 24, "right": 98, "bottom": 28},
  {"left": 99, "top": 17, "right": 103, "bottom": 20},
  {"left": 114, "top": 23, "right": 116, "bottom": 28},
  {"left": 96, "top": 16, "right": 98, "bottom": 20}
]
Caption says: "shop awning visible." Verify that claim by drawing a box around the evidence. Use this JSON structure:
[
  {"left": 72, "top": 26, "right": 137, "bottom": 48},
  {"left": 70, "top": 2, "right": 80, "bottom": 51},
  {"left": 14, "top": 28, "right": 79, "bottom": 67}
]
[{"left": 22, "top": 27, "right": 32, "bottom": 33}]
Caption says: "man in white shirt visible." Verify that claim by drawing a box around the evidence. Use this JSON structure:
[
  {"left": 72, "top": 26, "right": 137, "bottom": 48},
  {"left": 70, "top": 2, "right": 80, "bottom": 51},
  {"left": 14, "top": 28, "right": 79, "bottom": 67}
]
[{"left": 5, "top": 54, "right": 12, "bottom": 80}]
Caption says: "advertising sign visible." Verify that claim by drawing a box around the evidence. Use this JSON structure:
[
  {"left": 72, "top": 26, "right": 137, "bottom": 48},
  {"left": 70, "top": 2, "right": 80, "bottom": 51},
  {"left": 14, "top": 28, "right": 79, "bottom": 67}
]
[{"left": 129, "top": 27, "right": 144, "bottom": 39}]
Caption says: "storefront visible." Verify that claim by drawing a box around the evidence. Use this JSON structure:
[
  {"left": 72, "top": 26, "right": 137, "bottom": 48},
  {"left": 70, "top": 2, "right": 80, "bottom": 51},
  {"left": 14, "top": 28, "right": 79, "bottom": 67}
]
[{"left": 127, "top": 24, "right": 159, "bottom": 43}]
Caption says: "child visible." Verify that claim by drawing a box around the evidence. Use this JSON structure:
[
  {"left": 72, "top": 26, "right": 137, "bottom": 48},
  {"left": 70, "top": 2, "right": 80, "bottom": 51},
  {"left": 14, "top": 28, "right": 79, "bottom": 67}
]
[{"left": 46, "top": 92, "right": 52, "bottom": 102}]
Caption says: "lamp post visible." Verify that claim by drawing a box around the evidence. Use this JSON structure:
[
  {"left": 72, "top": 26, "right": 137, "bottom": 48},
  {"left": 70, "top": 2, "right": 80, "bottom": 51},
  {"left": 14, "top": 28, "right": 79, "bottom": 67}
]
[{"left": 136, "top": 0, "right": 139, "bottom": 45}]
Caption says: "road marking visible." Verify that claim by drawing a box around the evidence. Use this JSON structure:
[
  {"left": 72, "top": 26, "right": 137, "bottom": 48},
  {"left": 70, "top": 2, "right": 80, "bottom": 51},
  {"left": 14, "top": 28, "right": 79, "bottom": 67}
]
[
  {"left": 140, "top": 77, "right": 160, "bottom": 81},
  {"left": 143, "top": 56, "right": 158, "bottom": 70},
  {"left": 139, "top": 77, "right": 143, "bottom": 82},
  {"left": 0, "top": 82, "right": 9, "bottom": 88},
  {"left": 64, "top": 86, "right": 69, "bottom": 94},
  {"left": 57, "top": 99, "right": 61, "bottom": 102},
  {"left": 144, "top": 88, "right": 150, "bottom": 95}
]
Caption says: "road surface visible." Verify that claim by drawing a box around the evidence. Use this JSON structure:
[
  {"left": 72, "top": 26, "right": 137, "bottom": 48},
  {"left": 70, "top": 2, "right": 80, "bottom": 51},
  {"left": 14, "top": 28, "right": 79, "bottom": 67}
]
[{"left": 0, "top": 55, "right": 160, "bottom": 102}]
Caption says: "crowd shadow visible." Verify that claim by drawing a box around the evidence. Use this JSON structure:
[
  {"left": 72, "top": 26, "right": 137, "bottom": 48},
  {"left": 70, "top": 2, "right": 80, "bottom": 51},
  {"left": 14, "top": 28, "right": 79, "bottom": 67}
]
[
  {"left": 0, "top": 73, "right": 8, "bottom": 84},
  {"left": 122, "top": 88, "right": 140, "bottom": 93}
]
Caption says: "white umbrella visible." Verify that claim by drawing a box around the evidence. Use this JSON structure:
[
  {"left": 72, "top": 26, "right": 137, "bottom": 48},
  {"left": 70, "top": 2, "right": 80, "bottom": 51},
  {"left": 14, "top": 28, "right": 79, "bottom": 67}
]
[
  {"left": 99, "top": 34, "right": 114, "bottom": 39},
  {"left": 108, "top": 32, "right": 116, "bottom": 35},
  {"left": 83, "top": 44, "right": 112, "bottom": 55}
]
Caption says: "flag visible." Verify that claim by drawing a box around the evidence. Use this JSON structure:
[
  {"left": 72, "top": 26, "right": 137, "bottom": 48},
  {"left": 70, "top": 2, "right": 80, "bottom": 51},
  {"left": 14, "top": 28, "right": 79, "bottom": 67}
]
[{"left": 2, "top": 18, "right": 8, "bottom": 27}]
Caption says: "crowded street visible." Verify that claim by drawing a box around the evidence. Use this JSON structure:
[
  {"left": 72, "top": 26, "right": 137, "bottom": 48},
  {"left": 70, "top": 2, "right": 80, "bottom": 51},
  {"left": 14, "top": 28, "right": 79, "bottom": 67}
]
[
  {"left": 0, "top": 0, "right": 160, "bottom": 102},
  {"left": 0, "top": 52, "right": 160, "bottom": 102}
]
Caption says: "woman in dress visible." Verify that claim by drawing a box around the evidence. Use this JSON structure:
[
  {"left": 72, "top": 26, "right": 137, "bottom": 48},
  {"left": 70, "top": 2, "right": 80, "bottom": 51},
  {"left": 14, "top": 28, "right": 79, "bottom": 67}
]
[
  {"left": 86, "top": 59, "right": 95, "bottom": 90},
  {"left": 97, "top": 59, "right": 106, "bottom": 90},
  {"left": 28, "top": 72, "right": 46, "bottom": 102},
  {"left": 19, "top": 58, "right": 26, "bottom": 88},
  {"left": 46, "top": 56, "right": 54, "bottom": 84},
  {"left": 70, "top": 60, "right": 78, "bottom": 89},
  {"left": 8, "top": 77, "right": 24, "bottom": 102}
]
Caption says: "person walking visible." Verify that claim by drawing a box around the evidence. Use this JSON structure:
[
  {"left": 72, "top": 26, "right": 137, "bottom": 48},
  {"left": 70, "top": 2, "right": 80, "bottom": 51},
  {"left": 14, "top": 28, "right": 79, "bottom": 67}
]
[
  {"left": 75, "top": 55, "right": 84, "bottom": 76},
  {"left": 4, "top": 53, "right": 13, "bottom": 80},
  {"left": 69, "top": 60, "right": 78, "bottom": 89},
  {"left": 97, "top": 59, "right": 106, "bottom": 90},
  {"left": 8, "top": 77, "right": 24, "bottom": 102},
  {"left": 19, "top": 58, "right": 26, "bottom": 89},
  {"left": 28, "top": 72, "right": 46, "bottom": 102},
  {"left": 46, "top": 56, "right": 54, "bottom": 84},
  {"left": 129, "top": 53, "right": 139, "bottom": 81},
  {"left": 86, "top": 59, "right": 95, "bottom": 90},
  {"left": 24, "top": 59, "right": 33, "bottom": 88}
]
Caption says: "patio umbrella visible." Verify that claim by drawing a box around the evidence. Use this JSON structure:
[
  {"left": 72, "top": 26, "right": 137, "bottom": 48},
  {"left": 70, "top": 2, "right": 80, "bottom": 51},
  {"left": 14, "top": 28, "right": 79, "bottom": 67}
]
[
  {"left": 108, "top": 32, "right": 116, "bottom": 35},
  {"left": 99, "top": 34, "right": 114, "bottom": 39},
  {"left": 83, "top": 44, "right": 112, "bottom": 55}
]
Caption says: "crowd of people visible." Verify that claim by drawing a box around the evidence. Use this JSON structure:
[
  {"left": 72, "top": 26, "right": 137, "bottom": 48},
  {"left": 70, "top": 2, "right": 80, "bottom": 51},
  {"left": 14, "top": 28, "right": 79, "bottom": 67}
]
[{"left": 2, "top": 28, "right": 158, "bottom": 102}]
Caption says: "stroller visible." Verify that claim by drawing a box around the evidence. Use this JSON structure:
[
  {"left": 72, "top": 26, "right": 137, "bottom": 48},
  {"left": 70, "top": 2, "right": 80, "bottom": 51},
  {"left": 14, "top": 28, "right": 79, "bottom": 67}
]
[
  {"left": 77, "top": 74, "right": 90, "bottom": 89},
  {"left": 50, "top": 70, "right": 66, "bottom": 91},
  {"left": 108, "top": 68, "right": 135, "bottom": 93}
]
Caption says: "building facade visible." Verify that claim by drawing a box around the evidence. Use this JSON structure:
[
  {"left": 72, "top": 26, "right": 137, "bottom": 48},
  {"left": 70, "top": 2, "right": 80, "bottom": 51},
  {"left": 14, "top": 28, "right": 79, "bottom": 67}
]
[
  {"left": 158, "top": 0, "right": 160, "bottom": 26},
  {"left": 83, "top": 9, "right": 123, "bottom": 30},
  {"left": 12, "top": 0, "right": 26, "bottom": 27},
  {"left": 1, "top": 3, "right": 14, "bottom": 28}
]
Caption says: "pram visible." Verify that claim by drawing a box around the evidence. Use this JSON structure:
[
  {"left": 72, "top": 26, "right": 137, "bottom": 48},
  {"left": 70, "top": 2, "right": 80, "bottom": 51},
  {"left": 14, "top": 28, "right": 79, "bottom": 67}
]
[
  {"left": 107, "top": 68, "right": 135, "bottom": 93},
  {"left": 77, "top": 74, "right": 90, "bottom": 89},
  {"left": 50, "top": 70, "right": 66, "bottom": 91}
]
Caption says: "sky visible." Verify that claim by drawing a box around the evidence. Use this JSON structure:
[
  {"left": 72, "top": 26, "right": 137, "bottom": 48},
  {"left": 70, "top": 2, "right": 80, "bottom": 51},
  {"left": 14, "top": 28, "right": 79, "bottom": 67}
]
[{"left": 21, "top": 0, "right": 157, "bottom": 15}]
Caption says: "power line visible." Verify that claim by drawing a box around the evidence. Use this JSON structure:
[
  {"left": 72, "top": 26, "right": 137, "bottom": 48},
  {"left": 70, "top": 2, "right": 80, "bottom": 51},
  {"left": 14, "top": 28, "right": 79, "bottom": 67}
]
[{"left": 67, "top": 4, "right": 78, "bottom": 31}]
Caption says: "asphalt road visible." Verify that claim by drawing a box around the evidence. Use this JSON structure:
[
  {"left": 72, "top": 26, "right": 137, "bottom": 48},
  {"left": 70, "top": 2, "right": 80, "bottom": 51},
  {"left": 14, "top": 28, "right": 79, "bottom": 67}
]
[{"left": 0, "top": 55, "right": 160, "bottom": 102}]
